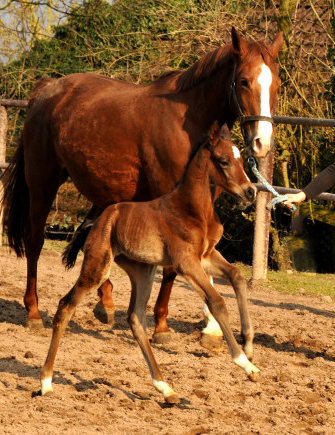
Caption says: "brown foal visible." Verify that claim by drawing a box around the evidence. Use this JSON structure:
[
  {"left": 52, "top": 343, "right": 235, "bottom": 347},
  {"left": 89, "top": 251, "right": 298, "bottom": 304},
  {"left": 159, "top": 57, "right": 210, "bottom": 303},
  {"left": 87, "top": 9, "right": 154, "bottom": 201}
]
[{"left": 40, "top": 123, "right": 258, "bottom": 403}]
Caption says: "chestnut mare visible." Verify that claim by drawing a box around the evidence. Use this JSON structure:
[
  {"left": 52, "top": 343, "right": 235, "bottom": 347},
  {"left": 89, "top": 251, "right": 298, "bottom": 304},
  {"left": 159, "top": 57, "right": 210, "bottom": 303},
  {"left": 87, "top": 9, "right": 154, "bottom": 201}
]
[
  {"left": 40, "top": 122, "right": 258, "bottom": 403},
  {"left": 2, "top": 28, "right": 283, "bottom": 343}
]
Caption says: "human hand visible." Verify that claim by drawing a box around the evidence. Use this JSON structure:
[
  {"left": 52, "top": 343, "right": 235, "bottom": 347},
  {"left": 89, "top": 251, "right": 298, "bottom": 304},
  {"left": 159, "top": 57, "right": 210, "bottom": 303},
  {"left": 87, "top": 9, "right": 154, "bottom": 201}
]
[{"left": 284, "top": 191, "right": 306, "bottom": 207}]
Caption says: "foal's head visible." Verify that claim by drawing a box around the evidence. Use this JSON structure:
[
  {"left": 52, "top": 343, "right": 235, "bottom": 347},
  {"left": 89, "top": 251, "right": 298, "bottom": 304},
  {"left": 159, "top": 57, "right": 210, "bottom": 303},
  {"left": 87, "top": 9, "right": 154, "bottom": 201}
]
[
  {"left": 207, "top": 122, "right": 256, "bottom": 208},
  {"left": 230, "top": 27, "right": 283, "bottom": 157}
]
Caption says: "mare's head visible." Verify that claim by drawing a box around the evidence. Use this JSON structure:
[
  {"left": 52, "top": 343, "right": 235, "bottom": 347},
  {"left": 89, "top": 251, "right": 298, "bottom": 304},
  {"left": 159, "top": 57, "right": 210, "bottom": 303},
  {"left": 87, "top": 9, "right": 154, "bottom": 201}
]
[
  {"left": 230, "top": 27, "right": 283, "bottom": 157},
  {"left": 207, "top": 122, "right": 256, "bottom": 209}
]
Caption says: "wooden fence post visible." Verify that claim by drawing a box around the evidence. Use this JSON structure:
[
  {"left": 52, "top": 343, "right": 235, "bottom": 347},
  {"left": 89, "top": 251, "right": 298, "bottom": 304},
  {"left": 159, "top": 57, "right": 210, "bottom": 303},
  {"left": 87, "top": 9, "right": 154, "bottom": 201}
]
[
  {"left": 0, "top": 105, "right": 8, "bottom": 246},
  {"left": 251, "top": 147, "right": 274, "bottom": 282}
]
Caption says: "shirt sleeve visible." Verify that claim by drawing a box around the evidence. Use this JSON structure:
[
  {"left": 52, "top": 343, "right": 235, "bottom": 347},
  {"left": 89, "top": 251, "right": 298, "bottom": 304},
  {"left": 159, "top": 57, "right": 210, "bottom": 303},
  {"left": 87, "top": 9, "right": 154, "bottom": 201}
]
[{"left": 302, "top": 163, "right": 335, "bottom": 200}]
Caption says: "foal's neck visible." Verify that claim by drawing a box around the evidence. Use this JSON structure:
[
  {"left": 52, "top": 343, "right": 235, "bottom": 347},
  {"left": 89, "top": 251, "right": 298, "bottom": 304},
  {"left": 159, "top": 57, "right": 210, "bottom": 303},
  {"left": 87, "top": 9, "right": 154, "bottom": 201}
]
[{"left": 174, "top": 145, "right": 216, "bottom": 218}]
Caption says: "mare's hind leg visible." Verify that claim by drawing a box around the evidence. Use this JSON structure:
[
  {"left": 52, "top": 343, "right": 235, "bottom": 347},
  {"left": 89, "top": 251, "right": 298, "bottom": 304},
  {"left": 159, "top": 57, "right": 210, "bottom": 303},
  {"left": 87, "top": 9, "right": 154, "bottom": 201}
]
[
  {"left": 202, "top": 249, "right": 254, "bottom": 360},
  {"left": 40, "top": 220, "right": 113, "bottom": 395},
  {"left": 24, "top": 170, "right": 67, "bottom": 328},
  {"left": 116, "top": 258, "right": 180, "bottom": 404},
  {"left": 152, "top": 267, "right": 176, "bottom": 344},
  {"left": 179, "top": 257, "right": 259, "bottom": 381},
  {"left": 94, "top": 279, "right": 116, "bottom": 326}
]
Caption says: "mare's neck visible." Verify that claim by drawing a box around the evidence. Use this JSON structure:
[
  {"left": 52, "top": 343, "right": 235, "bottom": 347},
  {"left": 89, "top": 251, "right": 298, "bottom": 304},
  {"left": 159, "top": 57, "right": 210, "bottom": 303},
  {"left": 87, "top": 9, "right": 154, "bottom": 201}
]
[{"left": 173, "top": 49, "right": 237, "bottom": 134}]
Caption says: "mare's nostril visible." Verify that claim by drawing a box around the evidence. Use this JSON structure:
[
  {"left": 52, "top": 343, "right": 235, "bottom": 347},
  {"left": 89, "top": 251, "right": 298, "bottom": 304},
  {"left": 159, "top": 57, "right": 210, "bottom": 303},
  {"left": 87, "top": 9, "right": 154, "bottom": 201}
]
[{"left": 253, "top": 138, "right": 262, "bottom": 154}]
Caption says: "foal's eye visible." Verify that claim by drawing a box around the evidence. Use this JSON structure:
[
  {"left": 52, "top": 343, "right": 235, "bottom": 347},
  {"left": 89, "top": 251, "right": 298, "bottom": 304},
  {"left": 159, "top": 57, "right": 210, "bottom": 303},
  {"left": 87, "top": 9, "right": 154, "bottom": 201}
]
[
  {"left": 220, "top": 160, "right": 229, "bottom": 168},
  {"left": 241, "top": 78, "right": 249, "bottom": 88}
]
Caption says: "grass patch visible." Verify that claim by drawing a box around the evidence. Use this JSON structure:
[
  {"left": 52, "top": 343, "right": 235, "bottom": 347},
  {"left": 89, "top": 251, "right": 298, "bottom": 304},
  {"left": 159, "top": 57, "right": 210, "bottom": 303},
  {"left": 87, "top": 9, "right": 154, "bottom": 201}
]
[{"left": 250, "top": 268, "right": 335, "bottom": 299}]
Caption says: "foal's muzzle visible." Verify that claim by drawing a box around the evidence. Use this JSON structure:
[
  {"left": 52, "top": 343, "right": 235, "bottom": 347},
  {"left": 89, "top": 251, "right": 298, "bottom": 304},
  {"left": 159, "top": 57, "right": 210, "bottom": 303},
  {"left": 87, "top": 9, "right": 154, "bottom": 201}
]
[{"left": 237, "top": 183, "right": 257, "bottom": 209}]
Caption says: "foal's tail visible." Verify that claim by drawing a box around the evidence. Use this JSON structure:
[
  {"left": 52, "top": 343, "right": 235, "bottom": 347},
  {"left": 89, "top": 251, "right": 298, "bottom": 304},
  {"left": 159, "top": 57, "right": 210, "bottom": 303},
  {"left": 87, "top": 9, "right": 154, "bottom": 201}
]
[
  {"left": 62, "top": 205, "right": 103, "bottom": 269},
  {"left": 1, "top": 137, "right": 30, "bottom": 257},
  {"left": 62, "top": 223, "right": 92, "bottom": 269}
]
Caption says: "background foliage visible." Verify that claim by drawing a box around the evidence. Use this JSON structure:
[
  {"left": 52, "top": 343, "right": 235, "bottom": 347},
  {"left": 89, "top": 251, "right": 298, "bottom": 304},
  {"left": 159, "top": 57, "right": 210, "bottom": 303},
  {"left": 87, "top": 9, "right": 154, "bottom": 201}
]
[{"left": 0, "top": 0, "right": 334, "bottom": 269}]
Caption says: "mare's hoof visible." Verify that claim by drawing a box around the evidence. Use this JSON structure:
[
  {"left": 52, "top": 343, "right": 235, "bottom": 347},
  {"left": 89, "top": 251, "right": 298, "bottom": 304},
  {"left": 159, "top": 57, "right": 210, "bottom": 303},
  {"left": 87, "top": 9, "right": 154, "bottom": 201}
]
[
  {"left": 165, "top": 393, "right": 180, "bottom": 404},
  {"left": 201, "top": 333, "right": 224, "bottom": 352},
  {"left": 93, "top": 303, "right": 115, "bottom": 326},
  {"left": 26, "top": 318, "right": 44, "bottom": 329},
  {"left": 152, "top": 331, "right": 172, "bottom": 344},
  {"left": 248, "top": 371, "right": 260, "bottom": 383}
]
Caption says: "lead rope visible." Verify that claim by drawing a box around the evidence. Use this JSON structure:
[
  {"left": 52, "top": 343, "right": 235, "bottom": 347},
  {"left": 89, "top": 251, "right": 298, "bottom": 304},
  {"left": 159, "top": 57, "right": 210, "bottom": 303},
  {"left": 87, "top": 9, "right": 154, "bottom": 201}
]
[{"left": 247, "top": 155, "right": 296, "bottom": 212}]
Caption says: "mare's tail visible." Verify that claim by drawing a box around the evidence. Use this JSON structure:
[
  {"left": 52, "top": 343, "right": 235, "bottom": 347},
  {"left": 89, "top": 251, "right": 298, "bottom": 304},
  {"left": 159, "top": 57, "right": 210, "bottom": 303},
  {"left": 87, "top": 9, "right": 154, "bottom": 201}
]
[
  {"left": 62, "top": 205, "right": 103, "bottom": 269},
  {"left": 1, "top": 137, "right": 30, "bottom": 257}
]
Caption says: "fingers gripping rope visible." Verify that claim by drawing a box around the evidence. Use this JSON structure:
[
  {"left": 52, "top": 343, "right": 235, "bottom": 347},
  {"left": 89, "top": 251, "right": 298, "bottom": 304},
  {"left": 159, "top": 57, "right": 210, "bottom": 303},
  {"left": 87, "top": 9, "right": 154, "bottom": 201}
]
[{"left": 248, "top": 156, "right": 296, "bottom": 212}]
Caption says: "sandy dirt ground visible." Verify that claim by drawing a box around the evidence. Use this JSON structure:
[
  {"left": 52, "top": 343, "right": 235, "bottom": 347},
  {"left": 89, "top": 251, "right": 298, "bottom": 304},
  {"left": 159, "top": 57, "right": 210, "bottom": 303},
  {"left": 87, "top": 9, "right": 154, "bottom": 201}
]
[{"left": 0, "top": 246, "right": 335, "bottom": 434}]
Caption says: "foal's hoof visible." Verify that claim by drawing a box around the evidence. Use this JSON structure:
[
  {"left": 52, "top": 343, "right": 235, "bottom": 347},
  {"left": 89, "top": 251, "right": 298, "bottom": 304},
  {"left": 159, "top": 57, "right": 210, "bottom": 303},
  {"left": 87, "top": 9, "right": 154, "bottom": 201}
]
[
  {"left": 26, "top": 318, "right": 44, "bottom": 329},
  {"left": 165, "top": 393, "right": 181, "bottom": 404},
  {"left": 201, "top": 333, "right": 224, "bottom": 352},
  {"left": 248, "top": 371, "right": 260, "bottom": 383},
  {"left": 152, "top": 331, "right": 172, "bottom": 345},
  {"left": 93, "top": 303, "right": 115, "bottom": 326}
]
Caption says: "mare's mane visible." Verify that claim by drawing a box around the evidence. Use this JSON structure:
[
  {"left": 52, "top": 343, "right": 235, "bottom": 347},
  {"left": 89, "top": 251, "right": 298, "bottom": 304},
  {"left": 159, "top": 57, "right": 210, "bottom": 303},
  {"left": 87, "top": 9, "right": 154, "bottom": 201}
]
[{"left": 156, "top": 39, "right": 276, "bottom": 93}]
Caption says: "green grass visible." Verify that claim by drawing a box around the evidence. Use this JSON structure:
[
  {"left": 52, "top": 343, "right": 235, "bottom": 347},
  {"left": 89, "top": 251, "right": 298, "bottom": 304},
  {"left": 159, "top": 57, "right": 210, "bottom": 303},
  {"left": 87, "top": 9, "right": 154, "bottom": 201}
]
[{"left": 236, "top": 263, "right": 335, "bottom": 299}]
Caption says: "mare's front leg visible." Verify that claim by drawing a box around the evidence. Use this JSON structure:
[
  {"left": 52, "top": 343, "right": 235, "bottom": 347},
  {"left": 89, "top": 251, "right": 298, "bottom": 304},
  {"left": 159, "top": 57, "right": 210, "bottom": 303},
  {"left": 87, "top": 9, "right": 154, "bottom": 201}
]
[
  {"left": 152, "top": 267, "right": 177, "bottom": 344},
  {"left": 180, "top": 258, "right": 259, "bottom": 381},
  {"left": 202, "top": 249, "right": 254, "bottom": 360}
]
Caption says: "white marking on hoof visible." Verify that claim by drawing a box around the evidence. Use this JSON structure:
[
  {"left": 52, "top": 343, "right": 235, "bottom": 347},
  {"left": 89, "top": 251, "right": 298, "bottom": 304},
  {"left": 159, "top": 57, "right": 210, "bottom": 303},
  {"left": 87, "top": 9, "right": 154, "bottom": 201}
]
[
  {"left": 233, "top": 353, "right": 260, "bottom": 377},
  {"left": 202, "top": 303, "right": 223, "bottom": 337},
  {"left": 41, "top": 377, "right": 53, "bottom": 396},
  {"left": 152, "top": 379, "right": 176, "bottom": 399}
]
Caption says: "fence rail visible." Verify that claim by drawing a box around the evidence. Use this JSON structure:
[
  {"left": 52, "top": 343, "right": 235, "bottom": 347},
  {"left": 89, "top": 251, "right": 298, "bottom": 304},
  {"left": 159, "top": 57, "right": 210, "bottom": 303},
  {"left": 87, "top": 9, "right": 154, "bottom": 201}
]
[{"left": 0, "top": 99, "right": 335, "bottom": 280}]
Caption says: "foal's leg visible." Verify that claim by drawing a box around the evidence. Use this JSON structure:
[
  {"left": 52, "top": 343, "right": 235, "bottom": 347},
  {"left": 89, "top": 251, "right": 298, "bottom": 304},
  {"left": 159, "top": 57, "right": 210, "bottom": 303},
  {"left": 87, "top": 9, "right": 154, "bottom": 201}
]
[
  {"left": 180, "top": 258, "right": 259, "bottom": 381},
  {"left": 202, "top": 249, "right": 254, "bottom": 360},
  {"left": 117, "top": 259, "right": 180, "bottom": 403},
  {"left": 40, "top": 220, "right": 113, "bottom": 395},
  {"left": 78, "top": 205, "right": 116, "bottom": 326},
  {"left": 200, "top": 278, "right": 224, "bottom": 352},
  {"left": 152, "top": 267, "right": 177, "bottom": 344}
]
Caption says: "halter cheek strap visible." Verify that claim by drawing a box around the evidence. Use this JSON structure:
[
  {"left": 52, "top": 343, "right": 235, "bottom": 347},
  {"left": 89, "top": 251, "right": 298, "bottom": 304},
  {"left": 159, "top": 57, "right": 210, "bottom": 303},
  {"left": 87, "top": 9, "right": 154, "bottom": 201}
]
[{"left": 230, "top": 63, "right": 274, "bottom": 127}]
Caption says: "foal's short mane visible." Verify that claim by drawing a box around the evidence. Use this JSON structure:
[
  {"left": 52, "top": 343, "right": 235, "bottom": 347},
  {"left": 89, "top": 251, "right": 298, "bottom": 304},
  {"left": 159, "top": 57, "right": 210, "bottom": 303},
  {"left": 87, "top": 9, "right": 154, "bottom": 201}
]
[{"left": 157, "top": 40, "right": 277, "bottom": 93}]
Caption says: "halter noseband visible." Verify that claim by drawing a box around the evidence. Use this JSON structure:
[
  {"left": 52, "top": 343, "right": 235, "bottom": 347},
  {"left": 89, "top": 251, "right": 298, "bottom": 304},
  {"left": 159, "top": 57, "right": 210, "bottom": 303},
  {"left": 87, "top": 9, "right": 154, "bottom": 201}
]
[{"left": 230, "top": 63, "right": 274, "bottom": 128}]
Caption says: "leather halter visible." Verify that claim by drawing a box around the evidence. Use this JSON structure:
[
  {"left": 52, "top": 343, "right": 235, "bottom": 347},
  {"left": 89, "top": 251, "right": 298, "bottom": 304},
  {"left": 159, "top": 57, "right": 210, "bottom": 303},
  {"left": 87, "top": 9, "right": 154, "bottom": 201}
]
[{"left": 230, "top": 63, "right": 274, "bottom": 128}]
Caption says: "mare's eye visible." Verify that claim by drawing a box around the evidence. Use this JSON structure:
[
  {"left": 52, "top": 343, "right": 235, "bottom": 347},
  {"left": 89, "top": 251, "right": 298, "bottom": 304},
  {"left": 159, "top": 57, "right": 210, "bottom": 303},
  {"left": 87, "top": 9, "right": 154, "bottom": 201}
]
[{"left": 241, "top": 78, "right": 249, "bottom": 88}]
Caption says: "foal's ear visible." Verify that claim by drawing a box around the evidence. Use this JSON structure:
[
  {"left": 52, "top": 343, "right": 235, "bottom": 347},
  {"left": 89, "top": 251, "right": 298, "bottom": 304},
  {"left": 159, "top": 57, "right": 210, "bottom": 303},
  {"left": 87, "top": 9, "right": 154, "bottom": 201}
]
[
  {"left": 269, "top": 31, "right": 284, "bottom": 58},
  {"left": 209, "top": 120, "right": 221, "bottom": 140},
  {"left": 231, "top": 27, "right": 248, "bottom": 59},
  {"left": 219, "top": 124, "right": 231, "bottom": 140}
]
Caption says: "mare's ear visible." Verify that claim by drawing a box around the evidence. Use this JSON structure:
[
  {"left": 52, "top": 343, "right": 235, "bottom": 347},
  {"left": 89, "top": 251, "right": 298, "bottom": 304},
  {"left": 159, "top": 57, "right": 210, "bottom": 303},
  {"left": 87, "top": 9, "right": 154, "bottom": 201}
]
[
  {"left": 269, "top": 31, "right": 284, "bottom": 58},
  {"left": 209, "top": 120, "right": 220, "bottom": 140},
  {"left": 231, "top": 27, "right": 248, "bottom": 59},
  {"left": 220, "top": 124, "right": 231, "bottom": 140}
]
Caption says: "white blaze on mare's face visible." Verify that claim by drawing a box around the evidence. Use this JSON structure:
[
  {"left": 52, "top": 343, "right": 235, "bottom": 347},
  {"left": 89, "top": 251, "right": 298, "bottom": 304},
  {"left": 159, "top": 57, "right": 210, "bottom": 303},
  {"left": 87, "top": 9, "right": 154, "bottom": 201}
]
[{"left": 256, "top": 63, "right": 273, "bottom": 144}]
